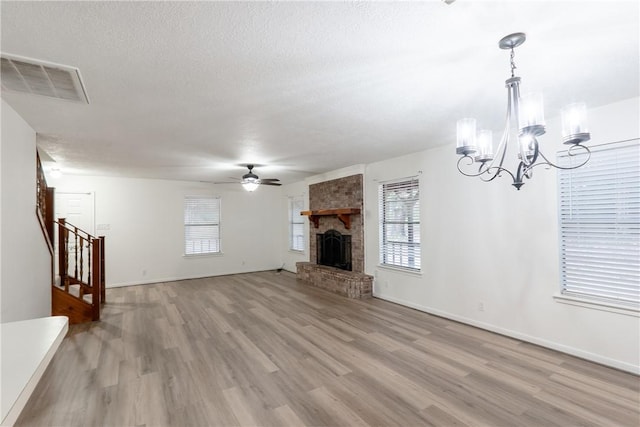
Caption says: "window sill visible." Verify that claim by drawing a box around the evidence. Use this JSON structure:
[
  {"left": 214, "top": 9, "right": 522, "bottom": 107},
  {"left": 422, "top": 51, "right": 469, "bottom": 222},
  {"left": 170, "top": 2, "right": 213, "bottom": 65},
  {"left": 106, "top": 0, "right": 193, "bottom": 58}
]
[
  {"left": 377, "top": 264, "right": 422, "bottom": 277},
  {"left": 183, "top": 252, "right": 224, "bottom": 258},
  {"left": 554, "top": 293, "right": 639, "bottom": 317},
  {"left": 288, "top": 249, "right": 305, "bottom": 254}
]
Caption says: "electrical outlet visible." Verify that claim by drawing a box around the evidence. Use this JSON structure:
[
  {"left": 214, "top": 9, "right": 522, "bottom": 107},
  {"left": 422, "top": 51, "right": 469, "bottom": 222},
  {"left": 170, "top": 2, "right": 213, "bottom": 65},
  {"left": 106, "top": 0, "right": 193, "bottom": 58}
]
[{"left": 478, "top": 302, "right": 484, "bottom": 312}]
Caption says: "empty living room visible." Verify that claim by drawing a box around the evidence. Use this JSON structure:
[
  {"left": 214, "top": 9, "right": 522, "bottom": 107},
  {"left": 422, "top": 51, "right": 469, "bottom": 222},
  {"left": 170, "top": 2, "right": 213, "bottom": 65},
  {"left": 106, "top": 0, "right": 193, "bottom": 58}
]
[{"left": 1, "top": 1, "right": 638, "bottom": 426}]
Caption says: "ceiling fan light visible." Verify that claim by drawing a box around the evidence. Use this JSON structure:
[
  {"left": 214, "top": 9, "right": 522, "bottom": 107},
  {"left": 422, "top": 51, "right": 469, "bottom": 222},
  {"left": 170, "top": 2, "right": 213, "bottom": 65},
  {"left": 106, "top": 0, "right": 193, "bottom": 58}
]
[{"left": 242, "top": 178, "right": 260, "bottom": 192}]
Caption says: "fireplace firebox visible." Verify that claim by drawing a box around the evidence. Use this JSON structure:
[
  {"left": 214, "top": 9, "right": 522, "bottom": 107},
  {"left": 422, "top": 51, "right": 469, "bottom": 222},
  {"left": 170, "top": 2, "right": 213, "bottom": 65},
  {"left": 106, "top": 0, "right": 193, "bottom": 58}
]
[{"left": 317, "top": 229, "right": 352, "bottom": 271}]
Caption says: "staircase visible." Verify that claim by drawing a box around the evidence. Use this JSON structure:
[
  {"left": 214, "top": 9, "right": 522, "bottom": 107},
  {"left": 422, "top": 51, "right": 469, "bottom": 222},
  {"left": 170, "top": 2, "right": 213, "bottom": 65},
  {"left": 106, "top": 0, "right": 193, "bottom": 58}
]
[
  {"left": 53, "top": 219, "right": 105, "bottom": 323},
  {"left": 36, "top": 152, "right": 105, "bottom": 324}
]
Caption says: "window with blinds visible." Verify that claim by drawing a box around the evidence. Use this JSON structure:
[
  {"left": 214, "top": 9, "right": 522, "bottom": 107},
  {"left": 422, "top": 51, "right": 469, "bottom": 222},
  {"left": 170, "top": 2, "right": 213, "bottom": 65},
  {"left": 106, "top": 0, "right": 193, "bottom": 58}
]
[
  {"left": 379, "top": 178, "right": 421, "bottom": 271},
  {"left": 557, "top": 139, "right": 639, "bottom": 309},
  {"left": 288, "top": 195, "right": 305, "bottom": 252},
  {"left": 184, "top": 196, "right": 221, "bottom": 255}
]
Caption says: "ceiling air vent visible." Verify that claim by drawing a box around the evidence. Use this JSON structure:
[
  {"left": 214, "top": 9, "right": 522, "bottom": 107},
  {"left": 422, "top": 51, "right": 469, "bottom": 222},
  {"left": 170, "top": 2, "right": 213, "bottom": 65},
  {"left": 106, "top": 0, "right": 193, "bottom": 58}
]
[{"left": 1, "top": 53, "right": 89, "bottom": 103}]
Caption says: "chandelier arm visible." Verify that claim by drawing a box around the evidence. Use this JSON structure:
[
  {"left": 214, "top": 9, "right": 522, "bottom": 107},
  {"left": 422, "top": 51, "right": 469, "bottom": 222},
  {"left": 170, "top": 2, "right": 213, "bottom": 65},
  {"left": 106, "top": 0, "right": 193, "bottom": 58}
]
[
  {"left": 456, "top": 156, "right": 489, "bottom": 177},
  {"left": 512, "top": 82, "right": 535, "bottom": 169},
  {"left": 531, "top": 145, "right": 592, "bottom": 171},
  {"left": 479, "top": 165, "right": 517, "bottom": 183},
  {"left": 479, "top": 83, "right": 513, "bottom": 181},
  {"left": 529, "top": 137, "right": 540, "bottom": 165}
]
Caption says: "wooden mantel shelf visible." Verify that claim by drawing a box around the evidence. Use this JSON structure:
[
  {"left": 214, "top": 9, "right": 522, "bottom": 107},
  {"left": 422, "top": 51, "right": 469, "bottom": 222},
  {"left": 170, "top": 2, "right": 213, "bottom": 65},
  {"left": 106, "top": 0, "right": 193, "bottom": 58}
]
[{"left": 301, "top": 208, "right": 361, "bottom": 230}]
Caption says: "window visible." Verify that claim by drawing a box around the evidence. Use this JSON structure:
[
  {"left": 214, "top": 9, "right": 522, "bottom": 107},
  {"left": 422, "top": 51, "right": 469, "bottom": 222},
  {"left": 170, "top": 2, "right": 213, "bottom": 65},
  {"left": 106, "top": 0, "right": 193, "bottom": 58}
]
[
  {"left": 557, "top": 139, "right": 639, "bottom": 309},
  {"left": 288, "top": 195, "right": 305, "bottom": 252},
  {"left": 379, "top": 178, "right": 421, "bottom": 271},
  {"left": 184, "top": 196, "right": 221, "bottom": 255}
]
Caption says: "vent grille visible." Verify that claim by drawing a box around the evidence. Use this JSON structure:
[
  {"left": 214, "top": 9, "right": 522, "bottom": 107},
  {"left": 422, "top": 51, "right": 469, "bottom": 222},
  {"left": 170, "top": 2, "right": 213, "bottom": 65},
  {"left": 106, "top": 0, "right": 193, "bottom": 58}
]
[{"left": 1, "top": 53, "right": 89, "bottom": 103}]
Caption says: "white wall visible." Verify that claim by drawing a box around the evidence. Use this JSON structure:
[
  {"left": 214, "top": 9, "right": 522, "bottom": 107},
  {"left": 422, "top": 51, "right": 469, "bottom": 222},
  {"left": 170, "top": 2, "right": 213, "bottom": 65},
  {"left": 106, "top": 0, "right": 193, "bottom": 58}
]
[
  {"left": 0, "top": 100, "right": 52, "bottom": 322},
  {"left": 363, "top": 97, "right": 640, "bottom": 373},
  {"left": 48, "top": 175, "right": 283, "bottom": 287}
]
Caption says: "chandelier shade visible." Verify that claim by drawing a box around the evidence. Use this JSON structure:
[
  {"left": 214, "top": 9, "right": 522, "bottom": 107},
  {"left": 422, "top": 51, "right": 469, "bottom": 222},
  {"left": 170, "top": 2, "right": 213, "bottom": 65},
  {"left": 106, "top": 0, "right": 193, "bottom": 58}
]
[{"left": 455, "top": 32, "right": 591, "bottom": 190}]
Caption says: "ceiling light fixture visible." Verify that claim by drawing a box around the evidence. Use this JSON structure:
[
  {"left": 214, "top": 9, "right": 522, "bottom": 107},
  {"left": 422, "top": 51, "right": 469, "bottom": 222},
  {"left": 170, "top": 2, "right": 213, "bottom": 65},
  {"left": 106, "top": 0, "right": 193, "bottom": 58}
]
[
  {"left": 455, "top": 32, "right": 591, "bottom": 190},
  {"left": 241, "top": 166, "right": 261, "bottom": 192},
  {"left": 241, "top": 177, "right": 260, "bottom": 192}
]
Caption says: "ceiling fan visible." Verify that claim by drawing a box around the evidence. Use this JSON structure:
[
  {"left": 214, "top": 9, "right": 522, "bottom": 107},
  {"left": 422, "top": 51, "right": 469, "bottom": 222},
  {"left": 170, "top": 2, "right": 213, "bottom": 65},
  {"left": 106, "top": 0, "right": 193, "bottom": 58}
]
[{"left": 215, "top": 164, "right": 281, "bottom": 191}]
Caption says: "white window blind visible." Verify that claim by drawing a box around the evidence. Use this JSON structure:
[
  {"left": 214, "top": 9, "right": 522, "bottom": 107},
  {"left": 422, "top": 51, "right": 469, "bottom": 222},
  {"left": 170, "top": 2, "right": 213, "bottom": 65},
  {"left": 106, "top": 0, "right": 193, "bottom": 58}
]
[
  {"left": 557, "top": 139, "right": 639, "bottom": 309},
  {"left": 379, "top": 178, "right": 421, "bottom": 271},
  {"left": 289, "top": 195, "right": 305, "bottom": 252},
  {"left": 184, "top": 196, "right": 221, "bottom": 255}
]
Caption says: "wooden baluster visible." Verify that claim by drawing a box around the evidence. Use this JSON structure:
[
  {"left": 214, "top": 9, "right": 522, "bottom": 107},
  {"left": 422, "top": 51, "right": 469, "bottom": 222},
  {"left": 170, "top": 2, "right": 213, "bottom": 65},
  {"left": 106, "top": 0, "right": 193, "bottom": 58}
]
[
  {"left": 79, "top": 235, "right": 84, "bottom": 285},
  {"left": 74, "top": 230, "right": 79, "bottom": 280},
  {"left": 87, "top": 238, "right": 92, "bottom": 287}
]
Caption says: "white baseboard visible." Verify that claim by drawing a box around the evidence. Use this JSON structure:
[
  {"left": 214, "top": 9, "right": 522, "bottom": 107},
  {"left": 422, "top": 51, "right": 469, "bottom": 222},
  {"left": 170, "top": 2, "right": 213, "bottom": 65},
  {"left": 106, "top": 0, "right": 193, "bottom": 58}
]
[{"left": 373, "top": 293, "right": 639, "bottom": 375}]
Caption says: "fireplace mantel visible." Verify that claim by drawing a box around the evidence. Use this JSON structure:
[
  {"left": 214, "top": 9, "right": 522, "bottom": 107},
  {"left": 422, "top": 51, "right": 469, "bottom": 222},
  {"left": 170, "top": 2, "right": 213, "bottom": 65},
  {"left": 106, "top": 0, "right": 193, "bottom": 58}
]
[{"left": 301, "top": 208, "right": 361, "bottom": 230}]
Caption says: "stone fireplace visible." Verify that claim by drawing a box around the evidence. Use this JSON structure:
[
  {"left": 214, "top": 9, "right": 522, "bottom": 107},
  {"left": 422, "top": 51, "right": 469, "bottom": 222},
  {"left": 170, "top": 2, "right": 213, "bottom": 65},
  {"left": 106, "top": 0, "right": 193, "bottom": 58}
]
[{"left": 296, "top": 174, "right": 373, "bottom": 298}]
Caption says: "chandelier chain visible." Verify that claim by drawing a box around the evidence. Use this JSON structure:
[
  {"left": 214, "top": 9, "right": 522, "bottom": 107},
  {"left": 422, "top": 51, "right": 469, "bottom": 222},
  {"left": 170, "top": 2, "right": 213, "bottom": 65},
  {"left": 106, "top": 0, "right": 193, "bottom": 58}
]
[{"left": 510, "top": 48, "right": 516, "bottom": 78}]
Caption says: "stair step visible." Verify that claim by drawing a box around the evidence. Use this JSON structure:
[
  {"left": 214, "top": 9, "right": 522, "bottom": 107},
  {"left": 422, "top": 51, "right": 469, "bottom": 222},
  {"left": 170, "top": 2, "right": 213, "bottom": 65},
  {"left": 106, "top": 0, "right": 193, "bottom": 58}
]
[{"left": 67, "top": 284, "right": 93, "bottom": 303}]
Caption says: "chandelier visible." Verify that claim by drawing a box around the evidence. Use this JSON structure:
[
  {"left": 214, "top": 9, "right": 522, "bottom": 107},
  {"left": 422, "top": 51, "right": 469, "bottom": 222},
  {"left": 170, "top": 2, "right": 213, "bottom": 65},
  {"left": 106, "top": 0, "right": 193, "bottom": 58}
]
[{"left": 455, "top": 32, "right": 591, "bottom": 190}]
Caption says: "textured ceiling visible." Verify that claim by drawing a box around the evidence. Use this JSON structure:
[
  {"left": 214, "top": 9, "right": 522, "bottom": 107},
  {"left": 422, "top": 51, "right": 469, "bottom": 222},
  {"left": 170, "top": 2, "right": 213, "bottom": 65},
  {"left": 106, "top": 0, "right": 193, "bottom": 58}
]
[{"left": 1, "top": 1, "right": 638, "bottom": 184}]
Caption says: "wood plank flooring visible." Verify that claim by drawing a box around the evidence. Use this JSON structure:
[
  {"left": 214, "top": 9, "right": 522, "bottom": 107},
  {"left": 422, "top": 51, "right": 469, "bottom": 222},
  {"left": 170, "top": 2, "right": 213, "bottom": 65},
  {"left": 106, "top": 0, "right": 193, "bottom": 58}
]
[{"left": 16, "top": 271, "right": 640, "bottom": 426}]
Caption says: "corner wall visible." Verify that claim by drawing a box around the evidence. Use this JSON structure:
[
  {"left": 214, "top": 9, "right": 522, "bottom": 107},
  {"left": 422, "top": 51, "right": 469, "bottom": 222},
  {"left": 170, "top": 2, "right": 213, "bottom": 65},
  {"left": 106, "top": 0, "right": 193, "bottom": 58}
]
[
  {"left": 363, "top": 97, "right": 640, "bottom": 373},
  {"left": 0, "top": 100, "right": 52, "bottom": 322}
]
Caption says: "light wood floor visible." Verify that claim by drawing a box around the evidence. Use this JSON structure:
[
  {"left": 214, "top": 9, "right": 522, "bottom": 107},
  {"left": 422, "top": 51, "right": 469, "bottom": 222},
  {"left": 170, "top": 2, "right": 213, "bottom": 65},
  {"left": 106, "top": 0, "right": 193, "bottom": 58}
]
[{"left": 17, "top": 271, "right": 640, "bottom": 426}]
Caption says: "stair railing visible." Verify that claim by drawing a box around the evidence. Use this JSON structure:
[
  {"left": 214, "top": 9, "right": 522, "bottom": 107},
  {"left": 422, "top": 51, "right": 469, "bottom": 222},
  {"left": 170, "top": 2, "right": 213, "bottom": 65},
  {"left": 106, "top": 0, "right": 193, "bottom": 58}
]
[
  {"left": 36, "top": 152, "right": 55, "bottom": 282},
  {"left": 56, "top": 218, "right": 105, "bottom": 320}
]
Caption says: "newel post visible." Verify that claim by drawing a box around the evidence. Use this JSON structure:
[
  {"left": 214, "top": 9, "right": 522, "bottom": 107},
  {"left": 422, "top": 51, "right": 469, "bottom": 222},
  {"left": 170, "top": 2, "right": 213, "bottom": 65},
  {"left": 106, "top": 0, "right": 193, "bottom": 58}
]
[
  {"left": 99, "top": 236, "right": 106, "bottom": 303},
  {"left": 91, "top": 238, "right": 101, "bottom": 320}
]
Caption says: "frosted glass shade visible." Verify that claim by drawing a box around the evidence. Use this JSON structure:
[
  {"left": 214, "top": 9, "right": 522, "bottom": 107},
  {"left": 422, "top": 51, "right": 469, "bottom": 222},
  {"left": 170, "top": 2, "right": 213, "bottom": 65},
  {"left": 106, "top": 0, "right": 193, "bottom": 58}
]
[
  {"left": 518, "top": 134, "right": 536, "bottom": 160},
  {"left": 456, "top": 118, "right": 477, "bottom": 155},
  {"left": 475, "top": 130, "right": 493, "bottom": 162},
  {"left": 518, "top": 92, "right": 546, "bottom": 136},
  {"left": 561, "top": 103, "right": 590, "bottom": 144}
]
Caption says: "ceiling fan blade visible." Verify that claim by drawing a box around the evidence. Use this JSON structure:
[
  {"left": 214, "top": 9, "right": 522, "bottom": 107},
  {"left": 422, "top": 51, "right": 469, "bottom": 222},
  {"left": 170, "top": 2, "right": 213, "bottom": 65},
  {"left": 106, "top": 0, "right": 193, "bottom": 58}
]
[
  {"left": 259, "top": 178, "right": 280, "bottom": 182},
  {"left": 260, "top": 182, "right": 282, "bottom": 186},
  {"left": 212, "top": 181, "right": 241, "bottom": 184}
]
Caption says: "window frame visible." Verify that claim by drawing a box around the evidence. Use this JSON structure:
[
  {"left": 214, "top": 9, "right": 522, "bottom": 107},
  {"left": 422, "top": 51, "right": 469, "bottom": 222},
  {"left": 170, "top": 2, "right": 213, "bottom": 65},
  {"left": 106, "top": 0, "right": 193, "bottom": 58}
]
[
  {"left": 183, "top": 195, "right": 221, "bottom": 256},
  {"left": 288, "top": 195, "right": 305, "bottom": 252},
  {"left": 378, "top": 177, "right": 421, "bottom": 272},
  {"left": 556, "top": 139, "right": 639, "bottom": 314}
]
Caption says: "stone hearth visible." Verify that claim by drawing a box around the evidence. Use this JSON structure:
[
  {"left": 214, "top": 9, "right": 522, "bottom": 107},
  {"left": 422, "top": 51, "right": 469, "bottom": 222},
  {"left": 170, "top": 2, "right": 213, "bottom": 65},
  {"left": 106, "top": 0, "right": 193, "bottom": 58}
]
[{"left": 296, "top": 262, "right": 372, "bottom": 299}]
